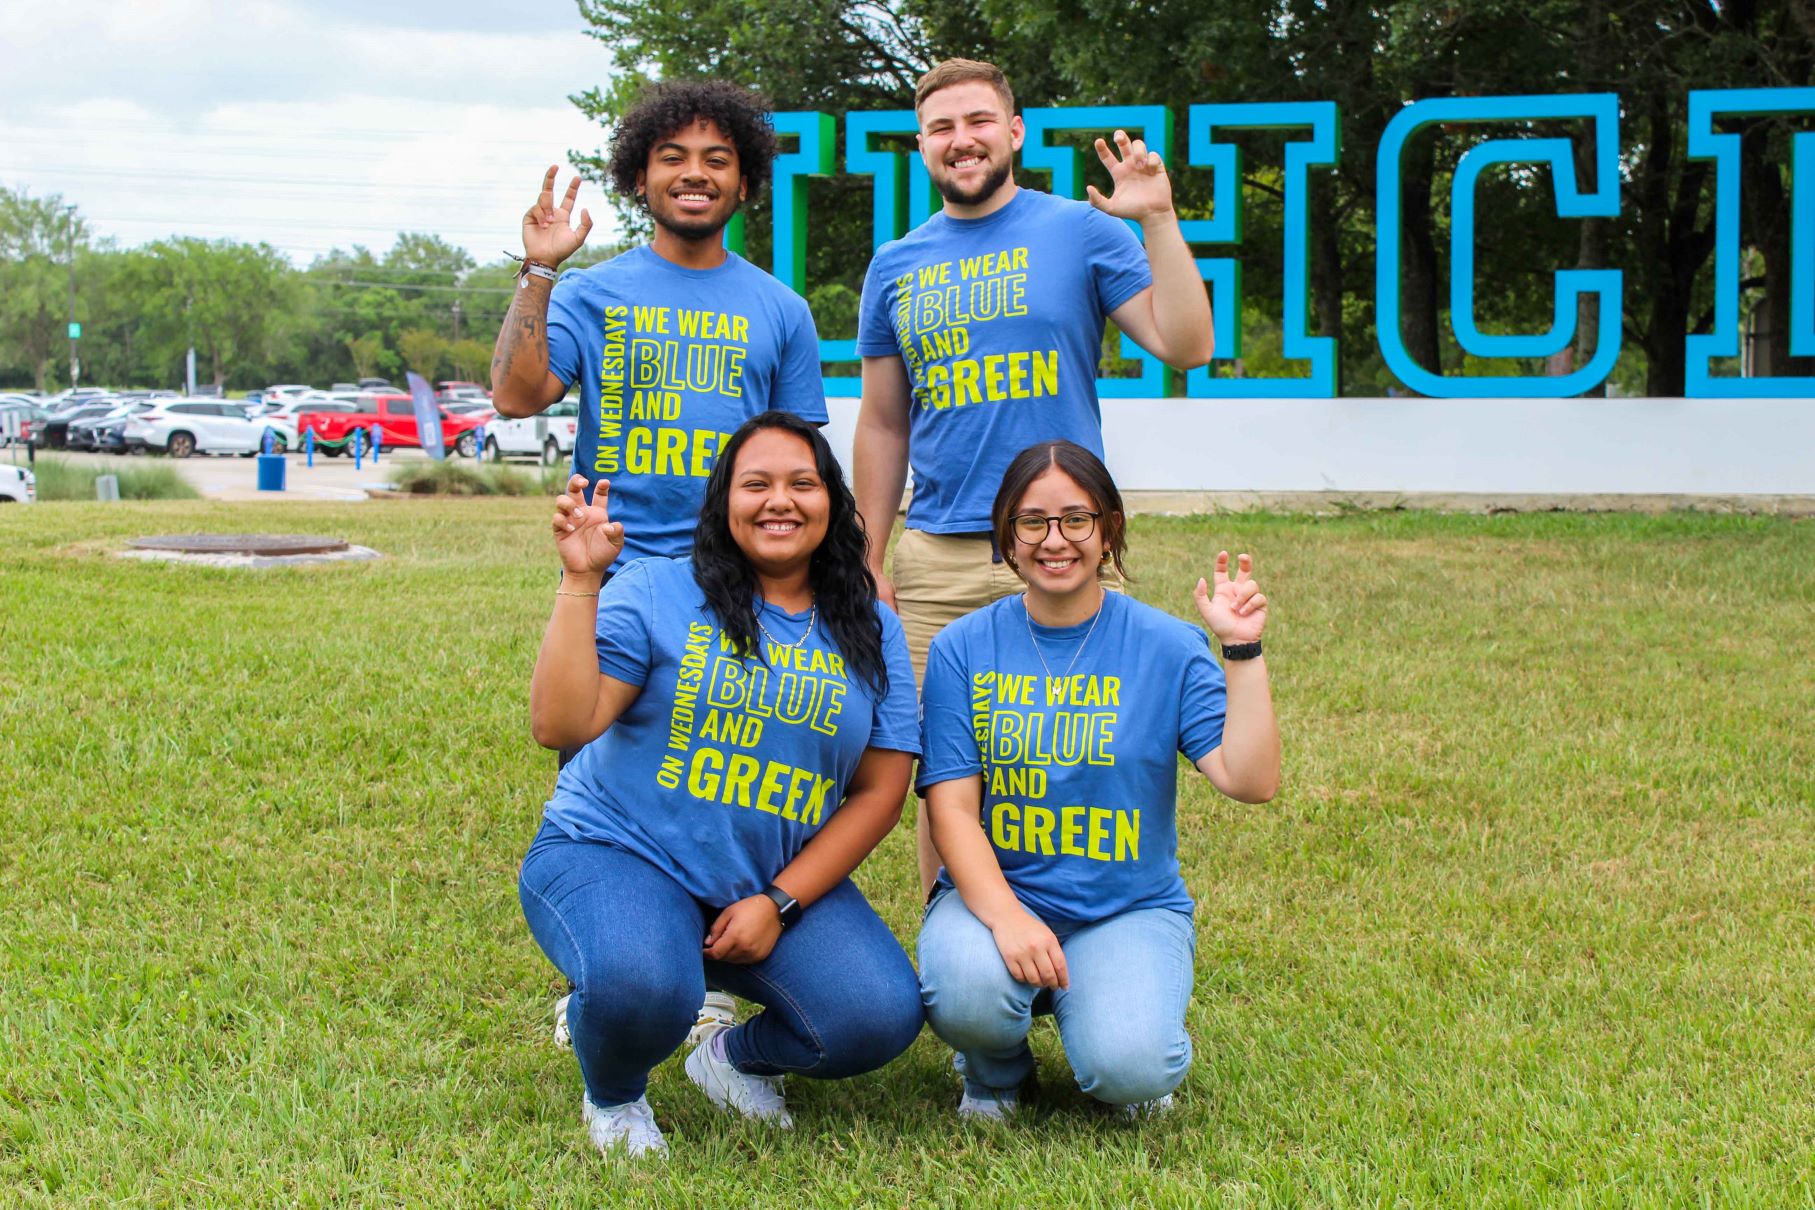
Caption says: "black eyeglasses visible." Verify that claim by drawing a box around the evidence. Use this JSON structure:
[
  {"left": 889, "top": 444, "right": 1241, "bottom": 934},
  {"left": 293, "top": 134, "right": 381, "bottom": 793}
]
[{"left": 1011, "top": 510, "right": 1100, "bottom": 543}]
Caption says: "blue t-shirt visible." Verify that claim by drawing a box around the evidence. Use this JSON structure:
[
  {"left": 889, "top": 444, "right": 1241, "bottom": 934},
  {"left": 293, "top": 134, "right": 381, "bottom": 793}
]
[
  {"left": 918, "top": 591, "right": 1226, "bottom": 926},
  {"left": 855, "top": 189, "right": 1151, "bottom": 533},
  {"left": 545, "top": 557, "right": 920, "bottom": 907},
  {"left": 547, "top": 246, "right": 830, "bottom": 569}
]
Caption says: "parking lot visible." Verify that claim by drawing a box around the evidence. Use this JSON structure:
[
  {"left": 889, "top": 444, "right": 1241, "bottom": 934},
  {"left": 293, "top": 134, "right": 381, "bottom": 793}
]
[{"left": 7, "top": 445, "right": 449, "bottom": 501}]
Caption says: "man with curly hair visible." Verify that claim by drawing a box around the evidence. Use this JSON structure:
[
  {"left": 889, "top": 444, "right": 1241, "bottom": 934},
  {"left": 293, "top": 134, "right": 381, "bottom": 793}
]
[
  {"left": 490, "top": 80, "right": 830, "bottom": 1142},
  {"left": 491, "top": 79, "right": 828, "bottom": 567}
]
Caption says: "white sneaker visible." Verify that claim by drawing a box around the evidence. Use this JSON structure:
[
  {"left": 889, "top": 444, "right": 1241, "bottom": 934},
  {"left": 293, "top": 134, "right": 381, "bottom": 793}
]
[
  {"left": 686, "top": 990, "right": 736, "bottom": 1047},
  {"left": 958, "top": 1084, "right": 1022, "bottom": 1121},
  {"left": 684, "top": 1030, "right": 793, "bottom": 1127},
  {"left": 583, "top": 1095, "right": 667, "bottom": 1158},
  {"left": 1120, "top": 1093, "right": 1176, "bottom": 1120},
  {"left": 553, "top": 994, "right": 572, "bottom": 1049}
]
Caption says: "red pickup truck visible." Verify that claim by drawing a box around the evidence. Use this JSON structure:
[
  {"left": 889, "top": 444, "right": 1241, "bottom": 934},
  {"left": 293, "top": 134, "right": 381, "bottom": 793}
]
[{"left": 298, "top": 393, "right": 485, "bottom": 458}]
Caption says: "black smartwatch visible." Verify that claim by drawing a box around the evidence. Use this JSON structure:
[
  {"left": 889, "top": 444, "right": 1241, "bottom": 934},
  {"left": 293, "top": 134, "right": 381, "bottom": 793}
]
[
  {"left": 761, "top": 883, "right": 802, "bottom": 928},
  {"left": 1221, "top": 640, "right": 1263, "bottom": 661}
]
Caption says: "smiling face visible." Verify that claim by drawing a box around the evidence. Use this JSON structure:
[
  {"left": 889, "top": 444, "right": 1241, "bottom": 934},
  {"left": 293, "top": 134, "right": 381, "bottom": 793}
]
[
  {"left": 637, "top": 118, "right": 747, "bottom": 241},
  {"left": 917, "top": 79, "right": 1022, "bottom": 211},
  {"left": 1008, "top": 464, "right": 1115, "bottom": 603},
  {"left": 726, "top": 427, "right": 831, "bottom": 580}
]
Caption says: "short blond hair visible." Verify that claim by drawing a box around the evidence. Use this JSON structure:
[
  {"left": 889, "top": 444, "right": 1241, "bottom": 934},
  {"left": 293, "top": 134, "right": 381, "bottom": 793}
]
[{"left": 914, "top": 59, "right": 1015, "bottom": 117}]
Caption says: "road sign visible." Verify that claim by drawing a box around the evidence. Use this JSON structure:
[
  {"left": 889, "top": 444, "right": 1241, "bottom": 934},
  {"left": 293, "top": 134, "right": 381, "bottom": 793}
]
[{"left": 68, "top": 322, "right": 81, "bottom": 340}]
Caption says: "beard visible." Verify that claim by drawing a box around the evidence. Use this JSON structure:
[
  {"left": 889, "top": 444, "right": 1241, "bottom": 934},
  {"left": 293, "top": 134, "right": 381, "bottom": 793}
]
[
  {"left": 932, "top": 155, "right": 1011, "bottom": 206},
  {"left": 648, "top": 194, "right": 739, "bottom": 242}
]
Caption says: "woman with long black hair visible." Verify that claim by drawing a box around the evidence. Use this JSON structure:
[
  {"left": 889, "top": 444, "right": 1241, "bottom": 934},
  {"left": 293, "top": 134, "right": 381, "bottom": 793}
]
[{"left": 519, "top": 411, "right": 923, "bottom": 1158}]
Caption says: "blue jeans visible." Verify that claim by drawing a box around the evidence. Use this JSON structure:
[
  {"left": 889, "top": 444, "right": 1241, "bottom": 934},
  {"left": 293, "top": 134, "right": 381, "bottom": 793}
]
[
  {"left": 519, "top": 820, "right": 924, "bottom": 1107},
  {"left": 916, "top": 888, "right": 1195, "bottom": 1106}
]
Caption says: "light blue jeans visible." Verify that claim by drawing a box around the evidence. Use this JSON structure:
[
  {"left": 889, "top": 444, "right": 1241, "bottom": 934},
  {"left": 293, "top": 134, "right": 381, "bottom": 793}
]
[{"left": 916, "top": 888, "right": 1196, "bottom": 1105}]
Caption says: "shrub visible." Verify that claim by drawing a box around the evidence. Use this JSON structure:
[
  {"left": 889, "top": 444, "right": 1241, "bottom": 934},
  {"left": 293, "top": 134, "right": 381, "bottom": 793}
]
[
  {"left": 29, "top": 456, "right": 201, "bottom": 501},
  {"left": 386, "top": 460, "right": 539, "bottom": 496}
]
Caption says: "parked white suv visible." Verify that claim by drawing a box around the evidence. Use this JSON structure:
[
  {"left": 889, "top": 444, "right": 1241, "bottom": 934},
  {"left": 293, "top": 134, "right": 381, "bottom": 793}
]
[
  {"left": 124, "top": 401, "right": 270, "bottom": 457},
  {"left": 483, "top": 400, "right": 579, "bottom": 466},
  {"left": 0, "top": 464, "right": 36, "bottom": 504}
]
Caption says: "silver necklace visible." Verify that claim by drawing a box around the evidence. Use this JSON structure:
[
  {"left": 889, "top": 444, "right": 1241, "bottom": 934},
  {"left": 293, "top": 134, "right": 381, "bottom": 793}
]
[
  {"left": 756, "top": 601, "right": 817, "bottom": 649},
  {"left": 1022, "top": 592, "right": 1105, "bottom": 681}
]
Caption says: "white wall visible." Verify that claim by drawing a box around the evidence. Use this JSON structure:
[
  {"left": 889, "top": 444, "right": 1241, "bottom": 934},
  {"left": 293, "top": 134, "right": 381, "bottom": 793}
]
[{"left": 821, "top": 397, "right": 1815, "bottom": 496}]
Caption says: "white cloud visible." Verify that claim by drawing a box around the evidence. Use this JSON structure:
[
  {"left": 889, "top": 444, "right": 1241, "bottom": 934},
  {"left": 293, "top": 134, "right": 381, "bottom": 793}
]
[{"left": 0, "top": 0, "right": 621, "bottom": 263}]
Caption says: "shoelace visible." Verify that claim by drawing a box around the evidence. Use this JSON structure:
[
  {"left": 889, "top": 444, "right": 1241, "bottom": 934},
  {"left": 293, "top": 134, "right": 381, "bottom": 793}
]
[
  {"left": 597, "top": 1098, "right": 661, "bottom": 1140},
  {"left": 738, "top": 1070, "right": 787, "bottom": 1113}
]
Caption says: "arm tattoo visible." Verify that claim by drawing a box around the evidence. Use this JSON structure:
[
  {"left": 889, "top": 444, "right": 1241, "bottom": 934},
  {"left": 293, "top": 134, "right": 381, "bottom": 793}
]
[{"left": 493, "top": 287, "right": 550, "bottom": 386}]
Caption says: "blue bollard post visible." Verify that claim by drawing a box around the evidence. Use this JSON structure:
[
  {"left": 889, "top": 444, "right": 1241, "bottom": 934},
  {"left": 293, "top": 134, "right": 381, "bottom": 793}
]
[
  {"left": 370, "top": 425, "right": 382, "bottom": 464},
  {"left": 353, "top": 426, "right": 364, "bottom": 470},
  {"left": 304, "top": 428, "right": 315, "bottom": 467},
  {"left": 263, "top": 429, "right": 275, "bottom": 455},
  {"left": 475, "top": 424, "right": 486, "bottom": 462}
]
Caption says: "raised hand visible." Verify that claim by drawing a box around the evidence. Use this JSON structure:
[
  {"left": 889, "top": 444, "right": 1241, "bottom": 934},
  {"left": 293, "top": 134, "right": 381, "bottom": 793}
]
[
  {"left": 1193, "top": 550, "right": 1269, "bottom": 645},
  {"left": 1085, "top": 129, "right": 1175, "bottom": 222},
  {"left": 552, "top": 473, "right": 624, "bottom": 575},
  {"left": 522, "top": 166, "right": 593, "bottom": 268}
]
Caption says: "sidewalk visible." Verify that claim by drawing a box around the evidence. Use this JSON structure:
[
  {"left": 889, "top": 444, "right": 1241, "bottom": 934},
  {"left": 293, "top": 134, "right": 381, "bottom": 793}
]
[{"left": 21, "top": 447, "right": 456, "bottom": 502}]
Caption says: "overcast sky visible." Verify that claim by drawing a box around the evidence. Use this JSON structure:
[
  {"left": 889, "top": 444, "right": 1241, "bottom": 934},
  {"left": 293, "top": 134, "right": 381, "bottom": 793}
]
[{"left": 0, "top": 0, "right": 619, "bottom": 266}]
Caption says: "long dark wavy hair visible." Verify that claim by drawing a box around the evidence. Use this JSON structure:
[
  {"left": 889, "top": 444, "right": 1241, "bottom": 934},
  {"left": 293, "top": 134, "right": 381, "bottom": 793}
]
[{"left": 691, "top": 413, "right": 888, "bottom": 695}]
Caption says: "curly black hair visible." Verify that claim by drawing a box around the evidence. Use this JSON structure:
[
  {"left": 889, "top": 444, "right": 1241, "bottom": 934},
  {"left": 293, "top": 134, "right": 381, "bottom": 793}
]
[
  {"left": 606, "top": 79, "right": 779, "bottom": 203},
  {"left": 691, "top": 412, "right": 889, "bottom": 697}
]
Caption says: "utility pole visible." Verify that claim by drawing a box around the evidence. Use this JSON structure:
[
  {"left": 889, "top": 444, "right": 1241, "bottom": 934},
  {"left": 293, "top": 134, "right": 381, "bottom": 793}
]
[
  {"left": 451, "top": 299, "right": 462, "bottom": 344},
  {"left": 66, "top": 205, "right": 79, "bottom": 389}
]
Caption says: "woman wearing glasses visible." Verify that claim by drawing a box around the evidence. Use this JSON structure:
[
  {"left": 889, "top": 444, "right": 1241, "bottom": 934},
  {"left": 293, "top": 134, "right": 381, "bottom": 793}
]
[{"left": 914, "top": 440, "right": 1280, "bottom": 1119}]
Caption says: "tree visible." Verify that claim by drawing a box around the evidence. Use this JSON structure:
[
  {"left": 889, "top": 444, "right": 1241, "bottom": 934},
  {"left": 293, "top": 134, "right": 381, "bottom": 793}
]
[
  {"left": 126, "top": 237, "right": 297, "bottom": 388},
  {"left": 0, "top": 187, "right": 87, "bottom": 391},
  {"left": 396, "top": 328, "right": 447, "bottom": 378},
  {"left": 446, "top": 338, "right": 494, "bottom": 382},
  {"left": 571, "top": 0, "right": 1802, "bottom": 397},
  {"left": 344, "top": 332, "right": 386, "bottom": 379}
]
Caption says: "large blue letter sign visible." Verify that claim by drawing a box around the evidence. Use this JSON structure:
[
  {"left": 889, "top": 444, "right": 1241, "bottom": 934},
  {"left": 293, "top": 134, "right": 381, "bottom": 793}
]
[
  {"left": 1182, "top": 102, "right": 1340, "bottom": 397},
  {"left": 1685, "top": 88, "right": 1815, "bottom": 397},
  {"left": 1021, "top": 105, "right": 1176, "bottom": 397},
  {"left": 1377, "top": 94, "right": 1623, "bottom": 397},
  {"left": 769, "top": 92, "right": 1803, "bottom": 400},
  {"left": 769, "top": 112, "right": 834, "bottom": 298}
]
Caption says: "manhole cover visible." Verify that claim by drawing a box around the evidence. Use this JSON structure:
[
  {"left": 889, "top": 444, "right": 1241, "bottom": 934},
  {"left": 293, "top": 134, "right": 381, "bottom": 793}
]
[{"left": 129, "top": 533, "right": 350, "bottom": 556}]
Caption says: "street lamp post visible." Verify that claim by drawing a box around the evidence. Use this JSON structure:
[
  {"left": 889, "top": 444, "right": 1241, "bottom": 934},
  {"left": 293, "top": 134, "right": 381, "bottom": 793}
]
[{"left": 65, "top": 205, "right": 79, "bottom": 389}]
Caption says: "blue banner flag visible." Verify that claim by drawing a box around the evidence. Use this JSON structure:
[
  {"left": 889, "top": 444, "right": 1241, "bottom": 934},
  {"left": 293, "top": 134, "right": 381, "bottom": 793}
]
[{"left": 406, "top": 372, "right": 446, "bottom": 460}]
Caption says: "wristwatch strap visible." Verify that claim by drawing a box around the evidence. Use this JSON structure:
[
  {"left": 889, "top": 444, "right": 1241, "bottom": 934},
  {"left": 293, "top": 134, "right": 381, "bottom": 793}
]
[
  {"left": 1221, "top": 640, "right": 1263, "bottom": 661},
  {"left": 761, "top": 883, "right": 802, "bottom": 927}
]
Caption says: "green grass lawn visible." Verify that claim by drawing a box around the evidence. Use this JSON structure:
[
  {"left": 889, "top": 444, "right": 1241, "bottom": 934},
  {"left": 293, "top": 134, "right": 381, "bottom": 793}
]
[{"left": 2, "top": 500, "right": 1811, "bottom": 1207}]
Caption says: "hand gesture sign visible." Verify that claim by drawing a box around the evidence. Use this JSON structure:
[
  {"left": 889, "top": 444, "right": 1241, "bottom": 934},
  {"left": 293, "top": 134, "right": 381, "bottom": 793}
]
[
  {"left": 1086, "top": 129, "right": 1175, "bottom": 223},
  {"left": 1193, "top": 551, "right": 1269, "bottom": 645},
  {"left": 552, "top": 474, "right": 624, "bottom": 576},
  {"left": 522, "top": 166, "right": 593, "bottom": 268}
]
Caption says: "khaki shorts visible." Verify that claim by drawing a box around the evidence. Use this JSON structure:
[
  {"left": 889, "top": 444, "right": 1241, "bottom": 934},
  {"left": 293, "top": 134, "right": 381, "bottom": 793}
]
[{"left": 893, "top": 528, "right": 1121, "bottom": 685}]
